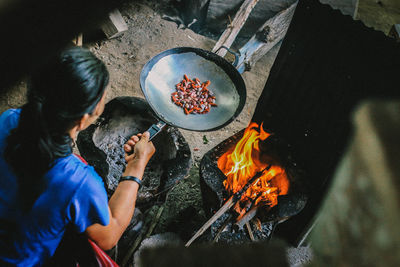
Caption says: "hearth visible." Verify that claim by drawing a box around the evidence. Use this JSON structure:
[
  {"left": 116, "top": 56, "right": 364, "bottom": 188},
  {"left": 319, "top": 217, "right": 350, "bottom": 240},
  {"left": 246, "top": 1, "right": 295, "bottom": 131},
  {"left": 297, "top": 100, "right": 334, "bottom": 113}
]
[
  {"left": 194, "top": 123, "right": 307, "bottom": 245},
  {"left": 77, "top": 96, "right": 192, "bottom": 202}
]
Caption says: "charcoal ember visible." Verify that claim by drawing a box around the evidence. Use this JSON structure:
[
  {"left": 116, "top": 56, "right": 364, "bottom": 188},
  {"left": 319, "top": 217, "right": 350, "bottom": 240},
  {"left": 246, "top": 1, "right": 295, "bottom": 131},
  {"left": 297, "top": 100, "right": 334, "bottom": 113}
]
[
  {"left": 252, "top": 221, "right": 274, "bottom": 240},
  {"left": 216, "top": 230, "right": 251, "bottom": 245},
  {"left": 210, "top": 213, "right": 231, "bottom": 238}
]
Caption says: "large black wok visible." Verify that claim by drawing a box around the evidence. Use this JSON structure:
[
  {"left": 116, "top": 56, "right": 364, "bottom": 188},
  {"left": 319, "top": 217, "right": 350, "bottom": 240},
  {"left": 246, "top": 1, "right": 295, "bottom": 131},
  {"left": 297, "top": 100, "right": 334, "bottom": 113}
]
[{"left": 140, "top": 47, "right": 246, "bottom": 139}]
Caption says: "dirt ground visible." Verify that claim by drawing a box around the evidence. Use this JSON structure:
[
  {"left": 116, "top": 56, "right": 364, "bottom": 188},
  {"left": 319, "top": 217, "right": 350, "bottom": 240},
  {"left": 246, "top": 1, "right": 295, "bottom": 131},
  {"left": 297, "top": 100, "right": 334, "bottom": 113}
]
[
  {"left": 92, "top": 1, "right": 280, "bottom": 162},
  {"left": 0, "top": 0, "right": 279, "bottom": 164}
]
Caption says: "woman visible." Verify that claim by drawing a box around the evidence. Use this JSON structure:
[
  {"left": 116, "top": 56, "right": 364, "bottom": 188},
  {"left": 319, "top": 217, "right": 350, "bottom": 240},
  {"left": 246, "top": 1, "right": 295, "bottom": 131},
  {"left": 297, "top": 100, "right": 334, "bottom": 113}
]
[{"left": 0, "top": 47, "right": 155, "bottom": 266}]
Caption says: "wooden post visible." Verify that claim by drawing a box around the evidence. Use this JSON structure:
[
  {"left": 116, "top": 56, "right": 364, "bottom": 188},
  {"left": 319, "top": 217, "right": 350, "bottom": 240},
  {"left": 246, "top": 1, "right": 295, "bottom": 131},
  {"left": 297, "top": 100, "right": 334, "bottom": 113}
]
[
  {"left": 101, "top": 9, "right": 128, "bottom": 39},
  {"left": 212, "top": 0, "right": 260, "bottom": 57},
  {"left": 236, "top": 2, "right": 297, "bottom": 73}
]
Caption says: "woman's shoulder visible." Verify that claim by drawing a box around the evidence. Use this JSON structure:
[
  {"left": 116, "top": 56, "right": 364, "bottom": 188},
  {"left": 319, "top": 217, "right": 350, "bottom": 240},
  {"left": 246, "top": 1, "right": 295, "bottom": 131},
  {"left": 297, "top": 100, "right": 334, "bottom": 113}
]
[
  {"left": 48, "top": 154, "right": 106, "bottom": 193},
  {"left": 0, "top": 109, "right": 21, "bottom": 133}
]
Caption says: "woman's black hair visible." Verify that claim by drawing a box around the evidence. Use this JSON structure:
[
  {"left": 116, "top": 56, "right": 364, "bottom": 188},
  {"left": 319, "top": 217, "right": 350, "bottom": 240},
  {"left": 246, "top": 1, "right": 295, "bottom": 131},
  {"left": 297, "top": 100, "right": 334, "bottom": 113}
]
[{"left": 4, "top": 47, "right": 109, "bottom": 211}]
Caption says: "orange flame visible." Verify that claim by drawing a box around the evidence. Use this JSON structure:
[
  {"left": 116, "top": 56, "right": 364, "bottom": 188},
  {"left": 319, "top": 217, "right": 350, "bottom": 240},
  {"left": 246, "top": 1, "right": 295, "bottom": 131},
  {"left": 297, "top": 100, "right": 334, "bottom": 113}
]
[{"left": 217, "top": 122, "right": 289, "bottom": 213}]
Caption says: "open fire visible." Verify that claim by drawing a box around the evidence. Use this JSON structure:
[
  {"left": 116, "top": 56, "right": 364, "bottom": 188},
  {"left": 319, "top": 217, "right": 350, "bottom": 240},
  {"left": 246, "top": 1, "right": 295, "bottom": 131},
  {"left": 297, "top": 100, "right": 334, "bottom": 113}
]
[
  {"left": 217, "top": 122, "right": 290, "bottom": 214},
  {"left": 189, "top": 122, "right": 303, "bottom": 246}
]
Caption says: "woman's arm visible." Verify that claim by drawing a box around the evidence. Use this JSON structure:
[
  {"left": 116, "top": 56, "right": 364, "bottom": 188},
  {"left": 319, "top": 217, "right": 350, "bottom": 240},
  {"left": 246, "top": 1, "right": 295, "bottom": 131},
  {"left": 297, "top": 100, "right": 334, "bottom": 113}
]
[{"left": 85, "top": 132, "right": 155, "bottom": 250}]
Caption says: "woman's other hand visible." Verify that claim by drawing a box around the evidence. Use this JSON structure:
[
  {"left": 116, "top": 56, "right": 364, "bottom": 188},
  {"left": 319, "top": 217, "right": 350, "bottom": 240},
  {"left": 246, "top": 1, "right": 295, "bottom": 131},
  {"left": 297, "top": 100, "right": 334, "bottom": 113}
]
[{"left": 123, "top": 132, "right": 155, "bottom": 175}]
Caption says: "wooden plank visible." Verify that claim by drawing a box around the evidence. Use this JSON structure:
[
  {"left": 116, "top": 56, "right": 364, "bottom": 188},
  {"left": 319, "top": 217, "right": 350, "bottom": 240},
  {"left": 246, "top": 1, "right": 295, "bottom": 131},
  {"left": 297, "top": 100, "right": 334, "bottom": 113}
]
[
  {"left": 236, "top": 2, "right": 297, "bottom": 73},
  {"left": 72, "top": 33, "right": 83, "bottom": 46},
  {"left": 101, "top": 9, "right": 128, "bottom": 39},
  {"left": 212, "top": 0, "right": 260, "bottom": 57}
]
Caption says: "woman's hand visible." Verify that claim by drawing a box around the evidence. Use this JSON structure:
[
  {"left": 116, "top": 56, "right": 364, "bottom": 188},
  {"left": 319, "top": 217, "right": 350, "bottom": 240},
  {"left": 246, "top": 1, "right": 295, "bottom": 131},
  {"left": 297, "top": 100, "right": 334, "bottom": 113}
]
[
  {"left": 123, "top": 132, "right": 155, "bottom": 176},
  {"left": 86, "top": 132, "right": 155, "bottom": 250}
]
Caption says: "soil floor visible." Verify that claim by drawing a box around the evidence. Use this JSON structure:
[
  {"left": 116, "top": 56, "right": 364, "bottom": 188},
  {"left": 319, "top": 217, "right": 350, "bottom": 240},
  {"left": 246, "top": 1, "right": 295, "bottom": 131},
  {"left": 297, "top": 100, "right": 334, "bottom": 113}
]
[
  {"left": 0, "top": 1, "right": 279, "bottom": 162},
  {"left": 91, "top": 1, "right": 280, "bottom": 161}
]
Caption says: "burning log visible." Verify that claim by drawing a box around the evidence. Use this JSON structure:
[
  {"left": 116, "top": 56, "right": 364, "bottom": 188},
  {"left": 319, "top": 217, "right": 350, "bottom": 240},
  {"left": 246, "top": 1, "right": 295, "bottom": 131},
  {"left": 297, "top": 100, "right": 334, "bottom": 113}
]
[
  {"left": 235, "top": 206, "right": 258, "bottom": 229},
  {"left": 218, "top": 122, "right": 290, "bottom": 213},
  {"left": 235, "top": 191, "right": 262, "bottom": 225},
  {"left": 185, "top": 165, "right": 271, "bottom": 247}
]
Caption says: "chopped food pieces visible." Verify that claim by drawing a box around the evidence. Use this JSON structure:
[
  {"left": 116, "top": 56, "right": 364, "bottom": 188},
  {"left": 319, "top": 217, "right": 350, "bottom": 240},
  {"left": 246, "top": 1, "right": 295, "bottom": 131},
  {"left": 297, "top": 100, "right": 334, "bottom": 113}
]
[{"left": 171, "top": 74, "right": 217, "bottom": 115}]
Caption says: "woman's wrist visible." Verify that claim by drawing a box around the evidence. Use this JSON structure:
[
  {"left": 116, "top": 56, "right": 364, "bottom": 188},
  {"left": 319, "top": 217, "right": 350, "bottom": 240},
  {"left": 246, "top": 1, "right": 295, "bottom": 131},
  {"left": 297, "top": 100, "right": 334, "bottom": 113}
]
[{"left": 123, "top": 158, "right": 147, "bottom": 178}]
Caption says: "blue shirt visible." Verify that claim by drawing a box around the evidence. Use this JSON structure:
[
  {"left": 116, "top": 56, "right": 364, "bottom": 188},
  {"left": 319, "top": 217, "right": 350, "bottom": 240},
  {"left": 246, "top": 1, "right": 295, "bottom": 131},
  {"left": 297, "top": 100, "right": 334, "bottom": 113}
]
[{"left": 0, "top": 109, "right": 110, "bottom": 266}]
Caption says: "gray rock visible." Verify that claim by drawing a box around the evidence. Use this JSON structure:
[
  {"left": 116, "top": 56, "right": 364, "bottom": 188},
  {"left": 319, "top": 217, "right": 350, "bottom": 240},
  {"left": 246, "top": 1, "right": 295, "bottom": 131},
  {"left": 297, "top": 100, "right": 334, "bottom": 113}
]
[
  {"left": 134, "top": 232, "right": 182, "bottom": 267},
  {"left": 286, "top": 246, "right": 313, "bottom": 267}
]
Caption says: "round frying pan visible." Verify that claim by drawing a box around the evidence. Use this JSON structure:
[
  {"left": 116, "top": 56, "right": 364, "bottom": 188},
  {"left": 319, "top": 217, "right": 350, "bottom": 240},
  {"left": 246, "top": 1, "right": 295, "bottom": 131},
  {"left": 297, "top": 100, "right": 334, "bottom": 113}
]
[{"left": 140, "top": 47, "right": 246, "bottom": 140}]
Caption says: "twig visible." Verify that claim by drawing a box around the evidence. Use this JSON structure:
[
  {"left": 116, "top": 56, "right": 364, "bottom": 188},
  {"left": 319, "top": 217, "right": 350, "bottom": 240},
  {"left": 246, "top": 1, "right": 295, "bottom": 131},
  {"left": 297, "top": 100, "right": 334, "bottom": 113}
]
[
  {"left": 145, "top": 205, "right": 164, "bottom": 238},
  {"left": 185, "top": 193, "right": 236, "bottom": 247},
  {"left": 227, "top": 15, "right": 233, "bottom": 28},
  {"left": 153, "top": 182, "right": 179, "bottom": 197},
  {"left": 245, "top": 222, "right": 255, "bottom": 241},
  {"left": 185, "top": 165, "right": 271, "bottom": 247},
  {"left": 121, "top": 227, "right": 146, "bottom": 267},
  {"left": 213, "top": 214, "right": 233, "bottom": 242},
  {"left": 121, "top": 206, "right": 165, "bottom": 267}
]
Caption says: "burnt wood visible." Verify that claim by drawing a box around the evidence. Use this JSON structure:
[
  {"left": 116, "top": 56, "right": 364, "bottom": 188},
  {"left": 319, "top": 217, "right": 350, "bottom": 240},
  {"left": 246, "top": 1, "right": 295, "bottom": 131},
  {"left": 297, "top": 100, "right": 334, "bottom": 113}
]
[
  {"left": 251, "top": 0, "right": 400, "bottom": 245},
  {"left": 185, "top": 166, "right": 270, "bottom": 247}
]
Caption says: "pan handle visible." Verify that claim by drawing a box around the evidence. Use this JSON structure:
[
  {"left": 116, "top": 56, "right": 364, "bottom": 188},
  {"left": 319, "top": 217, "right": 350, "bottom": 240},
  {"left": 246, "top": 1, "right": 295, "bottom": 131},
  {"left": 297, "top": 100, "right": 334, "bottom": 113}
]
[
  {"left": 214, "top": 46, "right": 240, "bottom": 68},
  {"left": 146, "top": 121, "right": 167, "bottom": 141}
]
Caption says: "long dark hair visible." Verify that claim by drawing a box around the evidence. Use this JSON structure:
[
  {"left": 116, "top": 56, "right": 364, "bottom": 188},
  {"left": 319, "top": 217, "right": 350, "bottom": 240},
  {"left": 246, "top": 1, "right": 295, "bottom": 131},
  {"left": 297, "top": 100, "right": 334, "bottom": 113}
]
[{"left": 5, "top": 47, "right": 109, "bottom": 211}]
